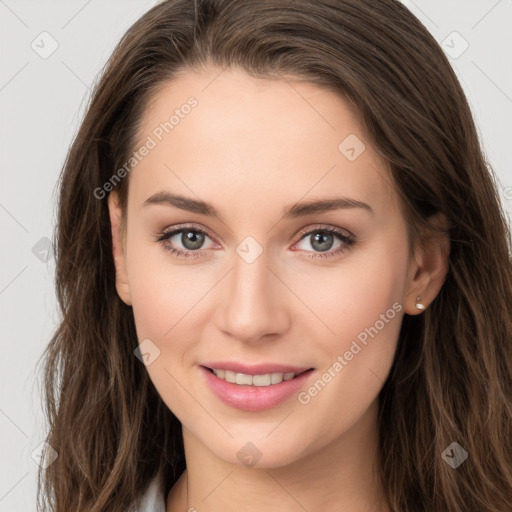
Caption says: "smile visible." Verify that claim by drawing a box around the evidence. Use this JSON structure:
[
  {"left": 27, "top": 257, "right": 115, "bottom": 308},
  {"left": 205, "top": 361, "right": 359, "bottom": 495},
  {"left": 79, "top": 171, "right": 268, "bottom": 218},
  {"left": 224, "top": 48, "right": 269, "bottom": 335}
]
[
  {"left": 200, "top": 365, "right": 315, "bottom": 412},
  {"left": 208, "top": 368, "right": 301, "bottom": 386}
]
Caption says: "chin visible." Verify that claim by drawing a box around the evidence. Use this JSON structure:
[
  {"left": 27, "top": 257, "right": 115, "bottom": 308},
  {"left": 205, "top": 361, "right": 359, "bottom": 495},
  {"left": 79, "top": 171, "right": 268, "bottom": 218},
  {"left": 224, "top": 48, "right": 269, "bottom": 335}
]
[{"left": 201, "top": 431, "right": 315, "bottom": 470}]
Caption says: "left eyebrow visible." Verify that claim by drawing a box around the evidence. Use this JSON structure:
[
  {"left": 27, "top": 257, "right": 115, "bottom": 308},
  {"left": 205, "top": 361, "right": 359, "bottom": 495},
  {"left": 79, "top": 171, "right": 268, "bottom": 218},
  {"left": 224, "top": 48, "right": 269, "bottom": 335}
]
[
  {"left": 281, "top": 197, "right": 374, "bottom": 218},
  {"left": 142, "top": 191, "right": 374, "bottom": 219}
]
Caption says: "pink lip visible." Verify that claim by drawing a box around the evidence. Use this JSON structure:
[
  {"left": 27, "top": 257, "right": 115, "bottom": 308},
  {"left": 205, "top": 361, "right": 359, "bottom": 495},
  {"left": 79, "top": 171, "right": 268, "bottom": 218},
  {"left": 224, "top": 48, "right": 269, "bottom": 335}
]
[
  {"left": 201, "top": 361, "right": 311, "bottom": 375},
  {"left": 199, "top": 365, "right": 315, "bottom": 412}
]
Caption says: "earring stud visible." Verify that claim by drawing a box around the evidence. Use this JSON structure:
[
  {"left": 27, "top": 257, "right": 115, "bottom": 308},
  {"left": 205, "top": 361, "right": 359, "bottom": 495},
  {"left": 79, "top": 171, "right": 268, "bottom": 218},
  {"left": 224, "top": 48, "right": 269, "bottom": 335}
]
[{"left": 415, "top": 296, "right": 425, "bottom": 310}]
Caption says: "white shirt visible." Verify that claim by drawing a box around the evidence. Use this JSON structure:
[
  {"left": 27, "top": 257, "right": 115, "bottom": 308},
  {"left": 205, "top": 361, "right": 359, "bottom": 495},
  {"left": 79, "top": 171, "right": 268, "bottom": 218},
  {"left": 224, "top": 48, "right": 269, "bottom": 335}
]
[{"left": 132, "top": 476, "right": 166, "bottom": 512}]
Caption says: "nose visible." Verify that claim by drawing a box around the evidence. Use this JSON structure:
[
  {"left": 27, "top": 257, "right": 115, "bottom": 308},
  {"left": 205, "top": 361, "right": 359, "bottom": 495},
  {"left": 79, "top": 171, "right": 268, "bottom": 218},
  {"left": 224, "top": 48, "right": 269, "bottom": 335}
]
[{"left": 216, "top": 248, "right": 291, "bottom": 345}]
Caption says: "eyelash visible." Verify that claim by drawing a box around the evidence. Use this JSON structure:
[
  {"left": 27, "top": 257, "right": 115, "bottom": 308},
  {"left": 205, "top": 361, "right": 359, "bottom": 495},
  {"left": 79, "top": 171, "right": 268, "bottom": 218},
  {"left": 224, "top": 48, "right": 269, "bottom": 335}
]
[{"left": 155, "top": 224, "right": 355, "bottom": 260}]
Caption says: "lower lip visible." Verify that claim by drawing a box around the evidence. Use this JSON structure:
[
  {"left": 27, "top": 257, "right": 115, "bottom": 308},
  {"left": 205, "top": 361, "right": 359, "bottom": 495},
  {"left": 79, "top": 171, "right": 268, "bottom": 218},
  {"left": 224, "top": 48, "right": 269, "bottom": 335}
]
[{"left": 200, "top": 366, "right": 314, "bottom": 412}]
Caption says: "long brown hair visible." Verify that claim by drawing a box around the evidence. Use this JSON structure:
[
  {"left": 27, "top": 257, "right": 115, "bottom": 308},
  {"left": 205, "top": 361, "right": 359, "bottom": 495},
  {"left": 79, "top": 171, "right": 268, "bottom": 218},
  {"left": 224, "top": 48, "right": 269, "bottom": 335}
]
[{"left": 37, "top": 1, "right": 512, "bottom": 510}]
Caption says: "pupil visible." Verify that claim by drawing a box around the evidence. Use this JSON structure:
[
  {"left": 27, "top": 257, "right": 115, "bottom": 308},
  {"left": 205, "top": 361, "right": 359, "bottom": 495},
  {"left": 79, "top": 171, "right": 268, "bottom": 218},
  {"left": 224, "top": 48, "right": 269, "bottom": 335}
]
[
  {"left": 311, "top": 232, "right": 333, "bottom": 252},
  {"left": 183, "top": 231, "right": 204, "bottom": 250}
]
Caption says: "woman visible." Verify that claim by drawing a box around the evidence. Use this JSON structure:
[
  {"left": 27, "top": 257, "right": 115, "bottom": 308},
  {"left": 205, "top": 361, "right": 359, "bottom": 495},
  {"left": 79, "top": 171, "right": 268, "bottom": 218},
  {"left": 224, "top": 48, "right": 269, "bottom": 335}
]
[{"left": 37, "top": 0, "right": 512, "bottom": 511}]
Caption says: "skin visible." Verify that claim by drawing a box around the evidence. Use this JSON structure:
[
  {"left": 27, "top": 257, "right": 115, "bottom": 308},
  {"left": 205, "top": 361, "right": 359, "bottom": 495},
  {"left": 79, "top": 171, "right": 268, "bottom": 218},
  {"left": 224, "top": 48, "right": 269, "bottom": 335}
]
[{"left": 108, "top": 65, "right": 450, "bottom": 511}]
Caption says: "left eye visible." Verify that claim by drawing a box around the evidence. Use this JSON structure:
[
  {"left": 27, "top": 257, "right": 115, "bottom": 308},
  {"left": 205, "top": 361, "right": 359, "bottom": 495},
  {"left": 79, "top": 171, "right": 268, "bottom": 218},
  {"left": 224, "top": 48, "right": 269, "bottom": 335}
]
[
  {"left": 292, "top": 227, "right": 355, "bottom": 258},
  {"left": 294, "top": 228, "right": 353, "bottom": 254}
]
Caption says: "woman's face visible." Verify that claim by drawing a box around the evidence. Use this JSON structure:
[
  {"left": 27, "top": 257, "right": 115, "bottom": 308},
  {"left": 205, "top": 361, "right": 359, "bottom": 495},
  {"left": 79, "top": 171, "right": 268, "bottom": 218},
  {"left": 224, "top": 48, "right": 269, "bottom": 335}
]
[{"left": 109, "top": 65, "right": 422, "bottom": 468}]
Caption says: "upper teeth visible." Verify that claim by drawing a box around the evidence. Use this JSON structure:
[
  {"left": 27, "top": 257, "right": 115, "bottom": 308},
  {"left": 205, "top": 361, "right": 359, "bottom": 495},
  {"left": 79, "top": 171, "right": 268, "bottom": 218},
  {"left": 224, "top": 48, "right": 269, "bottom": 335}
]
[{"left": 212, "top": 369, "right": 297, "bottom": 386}]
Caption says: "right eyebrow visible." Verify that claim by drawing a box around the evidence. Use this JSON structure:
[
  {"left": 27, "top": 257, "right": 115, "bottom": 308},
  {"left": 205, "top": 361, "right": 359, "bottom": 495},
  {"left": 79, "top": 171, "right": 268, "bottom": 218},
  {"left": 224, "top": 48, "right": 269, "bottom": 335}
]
[{"left": 143, "top": 192, "right": 221, "bottom": 217}]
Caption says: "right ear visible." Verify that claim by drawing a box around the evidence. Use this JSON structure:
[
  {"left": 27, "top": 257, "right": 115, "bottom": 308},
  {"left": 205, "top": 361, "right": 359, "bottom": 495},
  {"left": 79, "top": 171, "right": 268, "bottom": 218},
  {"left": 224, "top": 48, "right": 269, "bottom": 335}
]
[{"left": 107, "top": 191, "right": 132, "bottom": 306}]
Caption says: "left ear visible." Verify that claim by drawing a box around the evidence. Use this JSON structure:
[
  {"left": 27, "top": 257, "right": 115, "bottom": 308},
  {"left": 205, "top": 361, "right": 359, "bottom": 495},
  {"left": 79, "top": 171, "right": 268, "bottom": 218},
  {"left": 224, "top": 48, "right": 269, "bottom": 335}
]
[{"left": 403, "top": 212, "right": 451, "bottom": 315}]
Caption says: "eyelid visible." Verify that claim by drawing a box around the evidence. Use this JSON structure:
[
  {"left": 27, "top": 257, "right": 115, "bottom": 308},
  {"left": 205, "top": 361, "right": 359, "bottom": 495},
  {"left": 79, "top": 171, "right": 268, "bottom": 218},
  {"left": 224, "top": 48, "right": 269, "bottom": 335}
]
[
  {"left": 155, "top": 223, "right": 219, "bottom": 250},
  {"left": 157, "top": 223, "right": 218, "bottom": 242},
  {"left": 294, "top": 224, "right": 355, "bottom": 243}
]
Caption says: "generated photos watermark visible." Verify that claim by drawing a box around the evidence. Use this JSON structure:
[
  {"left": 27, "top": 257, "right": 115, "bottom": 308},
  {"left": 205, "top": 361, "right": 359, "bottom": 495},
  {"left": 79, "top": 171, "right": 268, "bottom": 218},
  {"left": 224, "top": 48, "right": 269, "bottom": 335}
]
[{"left": 297, "top": 301, "right": 403, "bottom": 405}]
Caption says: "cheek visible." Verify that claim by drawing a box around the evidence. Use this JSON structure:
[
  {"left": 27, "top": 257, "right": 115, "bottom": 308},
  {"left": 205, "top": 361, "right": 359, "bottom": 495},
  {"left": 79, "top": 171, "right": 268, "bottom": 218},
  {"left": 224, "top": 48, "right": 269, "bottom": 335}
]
[
  {"left": 126, "top": 250, "right": 207, "bottom": 416},
  {"left": 290, "top": 234, "right": 408, "bottom": 354},
  {"left": 125, "top": 222, "right": 208, "bottom": 341},
  {"left": 128, "top": 270, "right": 212, "bottom": 396},
  {"left": 293, "top": 236, "right": 408, "bottom": 431}
]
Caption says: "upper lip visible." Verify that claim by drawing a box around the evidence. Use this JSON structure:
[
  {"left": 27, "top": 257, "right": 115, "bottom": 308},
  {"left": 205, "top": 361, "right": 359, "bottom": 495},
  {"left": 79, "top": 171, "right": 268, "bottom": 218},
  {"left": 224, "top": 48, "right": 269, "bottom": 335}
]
[{"left": 201, "top": 361, "right": 313, "bottom": 375}]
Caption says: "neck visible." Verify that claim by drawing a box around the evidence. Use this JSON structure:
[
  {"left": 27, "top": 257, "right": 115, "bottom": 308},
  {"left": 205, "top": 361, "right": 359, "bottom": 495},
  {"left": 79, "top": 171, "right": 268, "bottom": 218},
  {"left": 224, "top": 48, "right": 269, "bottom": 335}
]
[{"left": 166, "top": 400, "right": 390, "bottom": 512}]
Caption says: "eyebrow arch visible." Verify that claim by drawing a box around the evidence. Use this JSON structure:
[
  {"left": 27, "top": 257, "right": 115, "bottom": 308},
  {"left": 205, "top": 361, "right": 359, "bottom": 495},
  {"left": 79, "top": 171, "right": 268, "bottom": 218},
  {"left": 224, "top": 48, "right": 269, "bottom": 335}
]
[
  {"left": 143, "top": 192, "right": 374, "bottom": 218},
  {"left": 282, "top": 197, "right": 374, "bottom": 218}
]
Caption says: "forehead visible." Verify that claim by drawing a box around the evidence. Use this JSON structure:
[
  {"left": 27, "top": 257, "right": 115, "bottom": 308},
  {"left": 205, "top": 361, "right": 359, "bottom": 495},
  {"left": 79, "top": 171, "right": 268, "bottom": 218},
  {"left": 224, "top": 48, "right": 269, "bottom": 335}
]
[{"left": 128, "top": 66, "right": 397, "bottom": 217}]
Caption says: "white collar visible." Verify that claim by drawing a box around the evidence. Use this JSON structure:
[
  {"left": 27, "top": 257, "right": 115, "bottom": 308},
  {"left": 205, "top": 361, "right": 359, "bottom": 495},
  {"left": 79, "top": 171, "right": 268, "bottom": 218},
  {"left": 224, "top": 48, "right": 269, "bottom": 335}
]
[{"left": 134, "top": 476, "right": 166, "bottom": 512}]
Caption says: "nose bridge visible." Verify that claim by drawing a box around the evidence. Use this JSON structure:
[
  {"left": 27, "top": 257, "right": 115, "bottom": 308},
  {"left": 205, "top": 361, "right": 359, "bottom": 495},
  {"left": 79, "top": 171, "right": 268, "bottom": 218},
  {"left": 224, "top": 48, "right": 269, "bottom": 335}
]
[{"left": 219, "top": 242, "right": 289, "bottom": 343}]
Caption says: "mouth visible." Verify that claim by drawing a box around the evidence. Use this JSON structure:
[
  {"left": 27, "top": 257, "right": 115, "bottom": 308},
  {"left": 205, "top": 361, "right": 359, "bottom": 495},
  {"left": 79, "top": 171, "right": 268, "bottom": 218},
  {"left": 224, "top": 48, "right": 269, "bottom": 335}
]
[
  {"left": 199, "top": 361, "right": 316, "bottom": 411},
  {"left": 202, "top": 366, "right": 312, "bottom": 387}
]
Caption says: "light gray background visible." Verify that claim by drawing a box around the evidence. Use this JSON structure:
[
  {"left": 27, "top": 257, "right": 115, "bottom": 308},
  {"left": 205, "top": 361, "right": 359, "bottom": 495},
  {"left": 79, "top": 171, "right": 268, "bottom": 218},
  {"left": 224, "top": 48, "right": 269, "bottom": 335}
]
[{"left": 1, "top": 1, "right": 511, "bottom": 510}]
